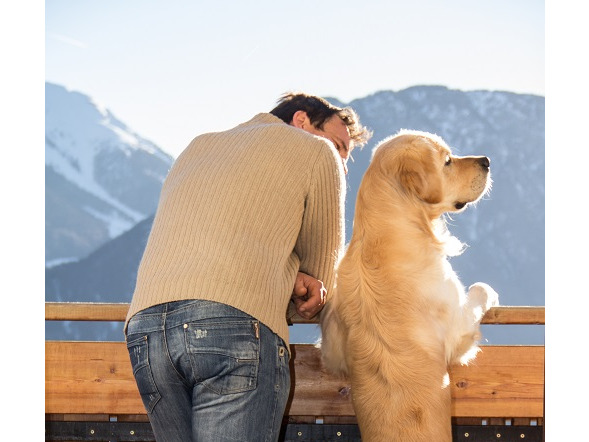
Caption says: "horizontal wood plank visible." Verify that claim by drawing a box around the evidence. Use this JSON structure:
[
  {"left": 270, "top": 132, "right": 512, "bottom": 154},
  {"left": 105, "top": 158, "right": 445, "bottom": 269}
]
[
  {"left": 46, "top": 342, "right": 544, "bottom": 418},
  {"left": 46, "top": 341, "right": 142, "bottom": 415},
  {"left": 45, "top": 302, "right": 130, "bottom": 322},
  {"left": 45, "top": 302, "right": 545, "bottom": 325},
  {"left": 451, "top": 345, "right": 544, "bottom": 417}
]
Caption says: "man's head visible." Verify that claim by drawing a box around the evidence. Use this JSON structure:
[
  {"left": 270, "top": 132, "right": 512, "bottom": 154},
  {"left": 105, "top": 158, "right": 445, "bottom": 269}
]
[{"left": 270, "top": 92, "right": 372, "bottom": 174}]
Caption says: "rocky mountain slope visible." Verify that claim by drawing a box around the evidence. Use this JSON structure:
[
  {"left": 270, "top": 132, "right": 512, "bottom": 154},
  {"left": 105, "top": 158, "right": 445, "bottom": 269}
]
[{"left": 45, "top": 82, "right": 173, "bottom": 265}]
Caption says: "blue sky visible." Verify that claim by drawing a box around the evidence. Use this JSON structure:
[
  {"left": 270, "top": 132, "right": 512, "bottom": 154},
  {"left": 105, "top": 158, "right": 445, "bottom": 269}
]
[{"left": 44, "top": 0, "right": 545, "bottom": 158}]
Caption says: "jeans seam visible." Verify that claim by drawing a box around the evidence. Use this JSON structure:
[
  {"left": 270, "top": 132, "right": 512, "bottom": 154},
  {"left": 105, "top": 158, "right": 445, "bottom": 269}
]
[
  {"left": 162, "top": 304, "right": 192, "bottom": 389},
  {"left": 266, "top": 341, "right": 285, "bottom": 442}
]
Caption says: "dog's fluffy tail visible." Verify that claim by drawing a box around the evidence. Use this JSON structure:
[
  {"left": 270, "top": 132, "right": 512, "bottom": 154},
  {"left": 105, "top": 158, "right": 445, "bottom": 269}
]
[{"left": 318, "top": 300, "right": 349, "bottom": 378}]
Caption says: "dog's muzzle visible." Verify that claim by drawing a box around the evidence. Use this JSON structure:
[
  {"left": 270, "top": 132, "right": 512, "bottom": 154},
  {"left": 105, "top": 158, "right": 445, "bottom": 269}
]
[{"left": 477, "top": 156, "right": 490, "bottom": 171}]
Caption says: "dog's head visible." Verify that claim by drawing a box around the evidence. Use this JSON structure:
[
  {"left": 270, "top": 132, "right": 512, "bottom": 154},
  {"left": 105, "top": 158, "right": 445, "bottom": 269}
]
[{"left": 371, "top": 130, "right": 491, "bottom": 217}]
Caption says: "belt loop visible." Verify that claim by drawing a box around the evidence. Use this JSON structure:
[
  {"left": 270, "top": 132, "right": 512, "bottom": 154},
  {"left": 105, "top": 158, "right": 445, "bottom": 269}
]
[{"left": 162, "top": 301, "right": 169, "bottom": 328}]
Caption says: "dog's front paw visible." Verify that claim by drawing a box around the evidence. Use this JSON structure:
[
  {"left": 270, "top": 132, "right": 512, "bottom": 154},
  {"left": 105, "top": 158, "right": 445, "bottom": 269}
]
[{"left": 466, "top": 283, "right": 499, "bottom": 322}]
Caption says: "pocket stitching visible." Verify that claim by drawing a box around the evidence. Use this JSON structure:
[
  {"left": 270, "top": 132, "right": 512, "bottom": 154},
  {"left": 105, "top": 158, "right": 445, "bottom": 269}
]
[
  {"left": 126, "top": 335, "right": 161, "bottom": 413},
  {"left": 183, "top": 321, "right": 260, "bottom": 394}
]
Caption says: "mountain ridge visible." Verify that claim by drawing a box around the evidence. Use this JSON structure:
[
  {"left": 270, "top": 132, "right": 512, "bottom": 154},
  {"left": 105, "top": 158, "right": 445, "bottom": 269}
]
[{"left": 45, "top": 82, "right": 174, "bottom": 265}]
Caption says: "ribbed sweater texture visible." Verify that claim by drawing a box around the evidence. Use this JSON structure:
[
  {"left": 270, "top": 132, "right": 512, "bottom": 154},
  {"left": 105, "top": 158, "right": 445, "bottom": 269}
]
[{"left": 125, "top": 113, "right": 346, "bottom": 347}]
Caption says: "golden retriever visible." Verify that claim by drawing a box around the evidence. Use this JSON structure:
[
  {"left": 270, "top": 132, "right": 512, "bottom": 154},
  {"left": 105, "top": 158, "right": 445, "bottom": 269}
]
[{"left": 320, "top": 129, "right": 499, "bottom": 442}]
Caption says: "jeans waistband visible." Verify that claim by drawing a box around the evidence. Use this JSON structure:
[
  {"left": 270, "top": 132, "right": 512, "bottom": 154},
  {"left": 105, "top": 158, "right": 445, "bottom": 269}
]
[{"left": 126, "top": 299, "right": 255, "bottom": 336}]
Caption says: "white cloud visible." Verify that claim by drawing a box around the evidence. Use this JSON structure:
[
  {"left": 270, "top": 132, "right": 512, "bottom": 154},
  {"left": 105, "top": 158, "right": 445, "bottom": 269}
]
[{"left": 48, "top": 32, "right": 87, "bottom": 49}]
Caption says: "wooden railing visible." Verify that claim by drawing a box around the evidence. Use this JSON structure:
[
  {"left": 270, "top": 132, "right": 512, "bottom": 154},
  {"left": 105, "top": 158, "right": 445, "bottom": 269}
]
[{"left": 45, "top": 303, "right": 545, "bottom": 442}]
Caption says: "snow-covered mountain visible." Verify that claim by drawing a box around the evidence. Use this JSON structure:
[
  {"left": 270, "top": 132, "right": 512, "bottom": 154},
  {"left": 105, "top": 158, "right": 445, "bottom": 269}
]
[
  {"left": 45, "top": 85, "right": 544, "bottom": 345},
  {"left": 45, "top": 82, "right": 174, "bottom": 265}
]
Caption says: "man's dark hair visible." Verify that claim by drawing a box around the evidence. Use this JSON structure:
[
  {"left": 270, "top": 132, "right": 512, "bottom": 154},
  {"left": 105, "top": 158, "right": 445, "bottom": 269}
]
[{"left": 270, "top": 92, "right": 372, "bottom": 148}]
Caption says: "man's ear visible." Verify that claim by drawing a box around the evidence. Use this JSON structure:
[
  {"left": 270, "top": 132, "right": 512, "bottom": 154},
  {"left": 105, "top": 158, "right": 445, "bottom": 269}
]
[{"left": 291, "top": 110, "right": 309, "bottom": 129}]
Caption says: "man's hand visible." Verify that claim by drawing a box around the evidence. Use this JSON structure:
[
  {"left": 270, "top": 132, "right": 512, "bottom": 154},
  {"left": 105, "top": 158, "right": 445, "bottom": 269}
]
[{"left": 291, "top": 272, "right": 327, "bottom": 320}]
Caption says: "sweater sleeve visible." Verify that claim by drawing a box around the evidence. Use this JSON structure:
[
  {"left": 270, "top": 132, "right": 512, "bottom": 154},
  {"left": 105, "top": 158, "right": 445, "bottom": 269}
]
[{"left": 294, "top": 140, "right": 346, "bottom": 295}]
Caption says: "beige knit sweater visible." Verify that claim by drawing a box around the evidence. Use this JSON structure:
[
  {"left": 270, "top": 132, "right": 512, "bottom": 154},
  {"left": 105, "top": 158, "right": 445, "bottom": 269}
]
[{"left": 125, "top": 113, "right": 346, "bottom": 347}]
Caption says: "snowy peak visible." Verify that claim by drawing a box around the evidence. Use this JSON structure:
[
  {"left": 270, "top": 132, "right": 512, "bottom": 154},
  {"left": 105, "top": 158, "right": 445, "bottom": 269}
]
[
  {"left": 45, "top": 82, "right": 171, "bottom": 201},
  {"left": 46, "top": 83, "right": 171, "bottom": 163},
  {"left": 45, "top": 82, "right": 174, "bottom": 264}
]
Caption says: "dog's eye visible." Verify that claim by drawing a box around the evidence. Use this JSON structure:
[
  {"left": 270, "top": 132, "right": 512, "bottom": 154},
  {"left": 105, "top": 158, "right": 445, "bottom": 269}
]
[{"left": 444, "top": 155, "right": 452, "bottom": 166}]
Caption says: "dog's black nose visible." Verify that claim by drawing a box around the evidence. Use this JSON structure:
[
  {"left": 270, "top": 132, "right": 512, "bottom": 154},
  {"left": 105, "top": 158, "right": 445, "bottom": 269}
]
[{"left": 478, "top": 156, "right": 490, "bottom": 170}]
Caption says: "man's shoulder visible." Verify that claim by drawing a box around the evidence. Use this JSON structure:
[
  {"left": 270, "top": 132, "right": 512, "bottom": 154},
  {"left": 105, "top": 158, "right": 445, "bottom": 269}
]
[{"left": 235, "top": 113, "right": 286, "bottom": 132}]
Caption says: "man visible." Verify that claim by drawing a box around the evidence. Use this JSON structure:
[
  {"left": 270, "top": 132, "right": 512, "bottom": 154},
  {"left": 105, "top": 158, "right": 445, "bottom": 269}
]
[{"left": 125, "top": 92, "right": 371, "bottom": 441}]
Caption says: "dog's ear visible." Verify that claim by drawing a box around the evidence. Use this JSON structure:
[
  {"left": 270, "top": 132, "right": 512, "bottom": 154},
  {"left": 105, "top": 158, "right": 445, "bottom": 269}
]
[{"left": 398, "top": 155, "right": 443, "bottom": 204}]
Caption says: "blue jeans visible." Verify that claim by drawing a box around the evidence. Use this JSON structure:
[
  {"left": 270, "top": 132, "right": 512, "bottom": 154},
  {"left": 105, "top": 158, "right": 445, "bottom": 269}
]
[{"left": 125, "top": 300, "right": 291, "bottom": 442}]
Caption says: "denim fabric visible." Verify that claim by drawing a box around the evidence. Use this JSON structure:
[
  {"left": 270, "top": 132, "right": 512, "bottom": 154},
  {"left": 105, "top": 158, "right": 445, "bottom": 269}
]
[{"left": 126, "top": 299, "right": 291, "bottom": 442}]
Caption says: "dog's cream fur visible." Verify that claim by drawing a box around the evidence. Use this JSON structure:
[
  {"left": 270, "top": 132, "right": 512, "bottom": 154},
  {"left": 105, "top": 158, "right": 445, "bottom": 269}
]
[{"left": 320, "top": 130, "right": 499, "bottom": 442}]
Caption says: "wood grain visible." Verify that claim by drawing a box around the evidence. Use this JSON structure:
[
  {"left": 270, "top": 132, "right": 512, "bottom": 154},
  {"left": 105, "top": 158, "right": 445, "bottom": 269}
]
[
  {"left": 46, "top": 342, "right": 544, "bottom": 418},
  {"left": 46, "top": 302, "right": 545, "bottom": 325}
]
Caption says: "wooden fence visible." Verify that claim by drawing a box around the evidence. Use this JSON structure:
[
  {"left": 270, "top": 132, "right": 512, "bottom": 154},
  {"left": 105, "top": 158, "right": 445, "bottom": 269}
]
[{"left": 45, "top": 302, "right": 545, "bottom": 441}]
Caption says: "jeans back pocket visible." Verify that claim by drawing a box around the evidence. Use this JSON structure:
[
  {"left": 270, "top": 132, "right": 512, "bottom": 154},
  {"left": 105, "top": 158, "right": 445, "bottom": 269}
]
[
  {"left": 184, "top": 320, "right": 260, "bottom": 395},
  {"left": 126, "top": 335, "right": 161, "bottom": 413}
]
